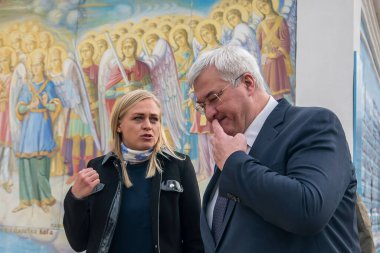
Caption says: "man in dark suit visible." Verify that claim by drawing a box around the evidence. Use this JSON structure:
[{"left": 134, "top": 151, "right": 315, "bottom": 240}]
[{"left": 187, "top": 45, "right": 360, "bottom": 253}]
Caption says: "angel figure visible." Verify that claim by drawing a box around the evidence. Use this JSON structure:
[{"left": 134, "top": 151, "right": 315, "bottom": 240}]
[
  {"left": 168, "top": 25, "right": 199, "bottom": 161},
  {"left": 209, "top": 7, "right": 232, "bottom": 44},
  {"left": 191, "top": 19, "right": 223, "bottom": 178},
  {"left": 94, "top": 34, "right": 109, "bottom": 65},
  {"left": 140, "top": 31, "right": 187, "bottom": 150},
  {"left": 22, "top": 33, "right": 38, "bottom": 55},
  {"left": 0, "top": 47, "right": 17, "bottom": 193},
  {"left": 11, "top": 49, "right": 61, "bottom": 213},
  {"left": 47, "top": 46, "right": 100, "bottom": 178},
  {"left": 224, "top": 4, "right": 259, "bottom": 59},
  {"left": 193, "top": 19, "right": 222, "bottom": 59},
  {"left": 256, "top": 0, "right": 294, "bottom": 100},
  {"left": 98, "top": 33, "right": 153, "bottom": 152},
  {"left": 38, "top": 31, "right": 54, "bottom": 56},
  {"left": 9, "top": 31, "right": 26, "bottom": 62},
  {"left": 63, "top": 39, "right": 101, "bottom": 184}
]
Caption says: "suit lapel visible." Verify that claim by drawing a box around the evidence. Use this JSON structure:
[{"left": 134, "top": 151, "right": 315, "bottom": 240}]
[
  {"left": 250, "top": 99, "right": 290, "bottom": 156},
  {"left": 201, "top": 169, "right": 220, "bottom": 248}
]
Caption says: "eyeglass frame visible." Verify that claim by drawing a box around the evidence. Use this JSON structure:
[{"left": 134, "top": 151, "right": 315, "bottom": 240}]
[{"left": 194, "top": 72, "right": 247, "bottom": 114}]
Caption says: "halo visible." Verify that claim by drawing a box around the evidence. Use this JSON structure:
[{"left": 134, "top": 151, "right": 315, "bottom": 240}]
[
  {"left": 224, "top": 4, "right": 249, "bottom": 30},
  {"left": 77, "top": 39, "right": 98, "bottom": 63},
  {"left": 168, "top": 24, "right": 191, "bottom": 49},
  {"left": 116, "top": 33, "right": 142, "bottom": 60},
  {"left": 0, "top": 46, "right": 18, "bottom": 69},
  {"left": 194, "top": 19, "right": 221, "bottom": 47}
]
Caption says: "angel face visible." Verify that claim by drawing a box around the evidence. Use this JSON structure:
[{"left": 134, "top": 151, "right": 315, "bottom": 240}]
[
  {"left": 227, "top": 10, "right": 242, "bottom": 28},
  {"left": 39, "top": 34, "right": 51, "bottom": 49},
  {"left": 10, "top": 37, "right": 21, "bottom": 50},
  {"left": 80, "top": 43, "right": 94, "bottom": 61},
  {"left": 200, "top": 25, "right": 217, "bottom": 45},
  {"left": 31, "top": 61, "right": 44, "bottom": 78},
  {"left": 50, "top": 52, "right": 62, "bottom": 73},
  {"left": 257, "top": 1, "right": 273, "bottom": 15},
  {"left": 110, "top": 33, "right": 120, "bottom": 43},
  {"left": 189, "top": 20, "right": 199, "bottom": 32},
  {"left": 135, "top": 29, "right": 145, "bottom": 39},
  {"left": 0, "top": 55, "right": 11, "bottom": 73},
  {"left": 146, "top": 34, "right": 159, "bottom": 52},
  {"left": 118, "top": 98, "right": 161, "bottom": 151},
  {"left": 25, "top": 40, "right": 37, "bottom": 53},
  {"left": 174, "top": 30, "right": 188, "bottom": 48},
  {"left": 212, "top": 12, "right": 223, "bottom": 24},
  {"left": 96, "top": 39, "right": 108, "bottom": 55},
  {"left": 122, "top": 39, "right": 137, "bottom": 58}
]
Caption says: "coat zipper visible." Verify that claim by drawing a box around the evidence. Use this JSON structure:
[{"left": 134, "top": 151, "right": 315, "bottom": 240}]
[{"left": 157, "top": 172, "right": 162, "bottom": 253}]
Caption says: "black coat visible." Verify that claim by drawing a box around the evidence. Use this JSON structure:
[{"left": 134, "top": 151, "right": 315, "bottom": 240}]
[{"left": 63, "top": 152, "right": 204, "bottom": 253}]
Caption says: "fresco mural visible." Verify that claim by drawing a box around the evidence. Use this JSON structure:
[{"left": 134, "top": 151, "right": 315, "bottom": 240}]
[{"left": 0, "top": 0, "right": 297, "bottom": 251}]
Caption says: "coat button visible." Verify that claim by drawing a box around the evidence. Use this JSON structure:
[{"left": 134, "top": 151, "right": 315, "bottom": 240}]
[{"left": 155, "top": 245, "right": 158, "bottom": 248}]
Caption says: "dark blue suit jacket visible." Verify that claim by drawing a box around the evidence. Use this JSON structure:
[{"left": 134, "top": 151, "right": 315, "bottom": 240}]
[{"left": 201, "top": 99, "right": 360, "bottom": 253}]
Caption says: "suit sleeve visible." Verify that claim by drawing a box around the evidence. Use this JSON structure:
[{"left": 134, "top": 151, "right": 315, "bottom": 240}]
[
  {"left": 63, "top": 160, "right": 93, "bottom": 252},
  {"left": 219, "top": 109, "right": 355, "bottom": 235},
  {"left": 179, "top": 155, "right": 205, "bottom": 253}
]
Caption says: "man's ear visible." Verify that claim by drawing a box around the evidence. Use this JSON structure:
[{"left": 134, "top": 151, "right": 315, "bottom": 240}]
[{"left": 244, "top": 73, "right": 256, "bottom": 95}]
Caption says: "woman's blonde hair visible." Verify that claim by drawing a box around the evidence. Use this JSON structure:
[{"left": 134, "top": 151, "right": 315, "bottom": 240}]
[{"left": 110, "top": 89, "right": 181, "bottom": 188}]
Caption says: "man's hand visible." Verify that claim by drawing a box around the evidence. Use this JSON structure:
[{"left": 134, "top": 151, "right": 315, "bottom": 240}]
[
  {"left": 210, "top": 120, "right": 247, "bottom": 170},
  {"left": 71, "top": 168, "right": 100, "bottom": 199}
]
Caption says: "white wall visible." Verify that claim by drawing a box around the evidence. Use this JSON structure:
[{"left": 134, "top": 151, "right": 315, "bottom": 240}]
[{"left": 296, "top": 0, "right": 358, "bottom": 154}]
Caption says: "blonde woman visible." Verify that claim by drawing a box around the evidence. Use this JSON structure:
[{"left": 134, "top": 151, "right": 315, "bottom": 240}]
[{"left": 63, "top": 89, "right": 204, "bottom": 253}]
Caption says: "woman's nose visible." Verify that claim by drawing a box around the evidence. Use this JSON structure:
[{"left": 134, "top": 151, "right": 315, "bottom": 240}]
[{"left": 142, "top": 118, "right": 152, "bottom": 129}]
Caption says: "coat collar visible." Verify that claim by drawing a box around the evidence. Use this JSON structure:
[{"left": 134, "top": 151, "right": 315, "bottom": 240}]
[{"left": 101, "top": 152, "right": 118, "bottom": 165}]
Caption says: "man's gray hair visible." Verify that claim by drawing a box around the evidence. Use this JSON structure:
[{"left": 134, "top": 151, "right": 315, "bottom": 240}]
[{"left": 187, "top": 45, "right": 266, "bottom": 89}]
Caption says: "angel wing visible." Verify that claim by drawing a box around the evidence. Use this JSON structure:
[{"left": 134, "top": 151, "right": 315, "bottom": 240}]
[
  {"left": 228, "top": 23, "right": 259, "bottom": 60},
  {"left": 192, "top": 38, "right": 202, "bottom": 60},
  {"left": 63, "top": 56, "right": 101, "bottom": 150},
  {"left": 141, "top": 38, "right": 188, "bottom": 150},
  {"left": 9, "top": 62, "right": 26, "bottom": 153},
  {"left": 97, "top": 49, "right": 116, "bottom": 152}
]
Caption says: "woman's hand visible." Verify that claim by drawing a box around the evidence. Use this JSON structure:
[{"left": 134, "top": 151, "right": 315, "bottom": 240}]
[{"left": 71, "top": 168, "right": 100, "bottom": 199}]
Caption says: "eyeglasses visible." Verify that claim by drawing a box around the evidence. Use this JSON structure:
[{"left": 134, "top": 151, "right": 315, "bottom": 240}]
[{"left": 195, "top": 73, "right": 246, "bottom": 114}]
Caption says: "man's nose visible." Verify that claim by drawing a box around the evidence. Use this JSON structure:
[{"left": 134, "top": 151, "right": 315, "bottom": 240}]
[{"left": 205, "top": 105, "right": 217, "bottom": 122}]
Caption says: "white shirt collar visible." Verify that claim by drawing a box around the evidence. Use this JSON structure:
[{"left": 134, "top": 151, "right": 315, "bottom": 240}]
[{"left": 244, "top": 96, "right": 278, "bottom": 152}]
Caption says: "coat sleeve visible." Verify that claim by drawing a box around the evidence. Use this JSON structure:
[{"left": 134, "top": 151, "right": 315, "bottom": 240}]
[
  {"left": 63, "top": 160, "right": 94, "bottom": 252},
  {"left": 219, "top": 109, "right": 355, "bottom": 235},
  {"left": 179, "top": 155, "right": 205, "bottom": 253}
]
